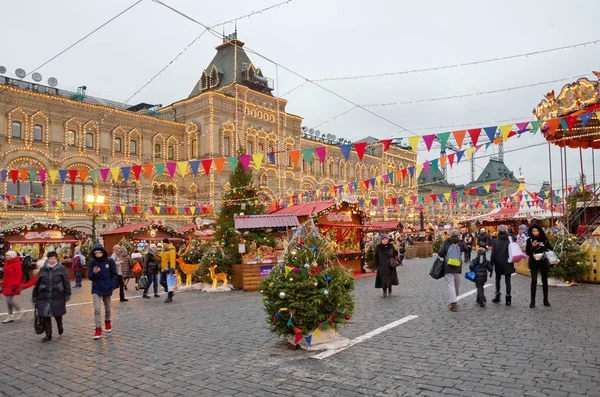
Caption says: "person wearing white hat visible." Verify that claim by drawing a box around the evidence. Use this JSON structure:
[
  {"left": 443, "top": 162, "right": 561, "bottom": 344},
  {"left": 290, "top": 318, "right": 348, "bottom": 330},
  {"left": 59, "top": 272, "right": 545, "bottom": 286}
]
[{"left": 2, "top": 251, "right": 25, "bottom": 323}]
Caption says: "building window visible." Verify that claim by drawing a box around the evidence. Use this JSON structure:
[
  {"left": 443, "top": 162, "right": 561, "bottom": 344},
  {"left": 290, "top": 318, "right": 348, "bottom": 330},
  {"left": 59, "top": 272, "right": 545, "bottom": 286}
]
[
  {"left": 111, "top": 181, "right": 139, "bottom": 206},
  {"left": 12, "top": 122, "right": 22, "bottom": 139},
  {"left": 191, "top": 139, "right": 198, "bottom": 158},
  {"left": 33, "top": 125, "right": 42, "bottom": 141},
  {"left": 247, "top": 142, "right": 253, "bottom": 155},
  {"left": 6, "top": 177, "right": 44, "bottom": 208},
  {"left": 154, "top": 143, "right": 162, "bottom": 158},
  {"left": 168, "top": 146, "right": 174, "bottom": 160},
  {"left": 66, "top": 130, "right": 76, "bottom": 146},
  {"left": 129, "top": 140, "right": 137, "bottom": 155},
  {"left": 86, "top": 133, "right": 94, "bottom": 148},
  {"left": 223, "top": 137, "right": 230, "bottom": 156},
  {"left": 62, "top": 178, "right": 87, "bottom": 206},
  {"left": 258, "top": 143, "right": 264, "bottom": 154},
  {"left": 114, "top": 137, "right": 122, "bottom": 152}
]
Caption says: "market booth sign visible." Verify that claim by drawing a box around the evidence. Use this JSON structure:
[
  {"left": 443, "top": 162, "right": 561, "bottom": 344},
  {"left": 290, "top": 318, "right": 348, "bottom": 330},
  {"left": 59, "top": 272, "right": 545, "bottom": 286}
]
[{"left": 25, "top": 231, "right": 63, "bottom": 240}]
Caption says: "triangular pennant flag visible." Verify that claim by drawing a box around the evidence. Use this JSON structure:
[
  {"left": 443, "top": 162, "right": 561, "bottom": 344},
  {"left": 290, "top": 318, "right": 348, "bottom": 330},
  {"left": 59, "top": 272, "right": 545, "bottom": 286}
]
[
  {"left": 301, "top": 148, "right": 315, "bottom": 165},
  {"left": 529, "top": 120, "right": 542, "bottom": 134},
  {"left": 18, "top": 170, "right": 28, "bottom": 183},
  {"left": 239, "top": 155, "right": 251, "bottom": 171},
  {"left": 58, "top": 169, "right": 68, "bottom": 183},
  {"left": 48, "top": 169, "right": 59, "bottom": 184},
  {"left": 252, "top": 153, "right": 264, "bottom": 170},
  {"left": 439, "top": 155, "right": 447, "bottom": 169},
  {"left": 27, "top": 170, "right": 37, "bottom": 182},
  {"left": 166, "top": 162, "right": 177, "bottom": 178},
  {"left": 185, "top": 160, "right": 198, "bottom": 176},
  {"left": 79, "top": 169, "right": 89, "bottom": 182},
  {"left": 447, "top": 153, "right": 455, "bottom": 167},
  {"left": 456, "top": 150, "right": 464, "bottom": 163},
  {"left": 430, "top": 158, "right": 439, "bottom": 171},
  {"left": 154, "top": 163, "right": 165, "bottom": 178},
  {"left": 143, "top": 164, "right": 155, "bottom": 179},
  {"left": 468, "top": 129, "right": 481, "bottom": 147},
  {"left": 499, "top": 124, "right": 513, "bottom": 141},
  {"left": 483, "top": 126, "right": 497, "bottom": 143},
  {"left": 452, "top": 130, "right": 466, "bottom": 149},
  {"left": 437, "top": 132, "right": 451, "bottom": 151},
  {"left": 131, "top": 165, "right": 142, "bottom": 180},
  {"left": 407, "top": 136, "right": 420, "bottom": 151},
  {"left": 545, "top": 118, "right": 561, "bottom": 135},
  {"left": 288, "top": 150, "right": 301, "bottom": 167},
  {"left": 201, "top": 159, "right": 212, "bottom": 176},
  {"left": 121, "top": 167, "right": 130, "bottom": 182},
  {"left": 38, "top": 169, "right": 47, "bottom": 183},
  {"left": 225, "top": 156, "right": 238, "bottom": 171},
  {"left": 423, "top": 160, "right": 430, "bottom": 175},
  {"left": 580, "top": 112, "right": 593, "bottom": 130},
  {"left": 214, "top": 158, "right": 225, "bottom": 174},
  {"left": 314, "top": 147, "right": 327, "bottom": 164},
  {"left": 110, "top": 167, "right": 120, "bottom": 182},
  {"left": 304, "top": 335, "right": 312, "bottom": 346},
  {"left": 267, "top": 152, "right": 276, "bottom": 164},
  {"left": 353, "top": 142, "right": 368, "bottom": 161},
  {"left": 380, "top": 139, "right": 392, "bottom": 152},
  {"left": 177, "top": 161, "right": 189, "bottom": 177},
  {"left": 565, "top": 115, "right": 578, "bottom": 131},
  {"left": 515, "top": 122, "right": 529, "bottom": 133},
  {"left": 422, "top": 134, "right": 436, "bottom": 152},
  {"left": 0, "top": 169, "right": 7, "bottom": 182},
  {"left": 339, "top": 144, "right": 352, "bottom": 161}
]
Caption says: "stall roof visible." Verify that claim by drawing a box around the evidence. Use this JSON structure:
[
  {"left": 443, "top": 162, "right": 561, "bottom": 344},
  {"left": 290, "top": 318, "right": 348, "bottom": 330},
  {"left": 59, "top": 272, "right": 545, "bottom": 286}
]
[
  {"left": 271, "top": 200, "right": 336, "bottom": 216},
  {"left": 371, "top": 221, "right": 403, "bottom": 231},
  {"left": 234, "top": 214, "right": 300, "bottom": 229},
  {"left": 177, "top": 224, "right": 196, "bottom": 233},
  {"left": 101, "top": 223, "right": 151, "bottom": 236}
]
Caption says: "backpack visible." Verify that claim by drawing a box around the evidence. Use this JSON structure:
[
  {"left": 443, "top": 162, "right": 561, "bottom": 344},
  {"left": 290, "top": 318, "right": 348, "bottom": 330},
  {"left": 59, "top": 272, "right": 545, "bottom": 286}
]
[
  {"left": 132, "top": 260, "right": 143, "bottom": 274},
  {"left": 446, "top": 243, "right": 462, "bottom": 267}
]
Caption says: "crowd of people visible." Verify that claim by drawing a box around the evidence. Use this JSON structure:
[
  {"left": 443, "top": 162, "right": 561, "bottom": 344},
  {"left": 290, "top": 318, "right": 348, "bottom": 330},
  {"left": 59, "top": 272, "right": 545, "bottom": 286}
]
[
  {"left": 373, "top": 224, "right": 554, "bottom": 311},
  {"left": 0, "top": 238, "right": 179, "bottom": 341}
]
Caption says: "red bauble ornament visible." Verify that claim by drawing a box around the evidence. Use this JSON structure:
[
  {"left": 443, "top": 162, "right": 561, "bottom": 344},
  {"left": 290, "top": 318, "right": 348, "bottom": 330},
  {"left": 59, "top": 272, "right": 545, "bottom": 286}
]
[
  {"left": 299, "top": 239, "right": 304, "bottom": 244},
  {"left": 344, "top": 315, "right": 351, "bottom": 320}
]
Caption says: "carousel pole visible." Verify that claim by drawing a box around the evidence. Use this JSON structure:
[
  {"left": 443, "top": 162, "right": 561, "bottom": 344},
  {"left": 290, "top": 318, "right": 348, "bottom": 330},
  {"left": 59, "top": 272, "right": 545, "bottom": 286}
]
[
  {"left": 580, "top": 147, "right": 587, "bottom": 225},
  {"left": 563, "top": 146, "right": 569, "bottom": 228},
  {"left": 548, "top": 143, "right": 554, "bottom": 226},
  {"left": 560, "top": 145, "right": 565, "bottom": 217},
  {"left": 592, "top": 148, "right": 596, "bottom": 189}
]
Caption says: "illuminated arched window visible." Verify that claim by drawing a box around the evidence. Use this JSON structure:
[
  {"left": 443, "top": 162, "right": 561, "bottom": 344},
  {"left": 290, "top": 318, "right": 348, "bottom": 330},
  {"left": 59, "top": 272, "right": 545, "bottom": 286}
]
[
  {"left": 12, "top": 122, "right": 22, "bottom": 139},
  {"left": 33, "top": 125, "right": 42, "bottom": 141},
  {"left": 86, "top": 133, "right": 94, "bottom": 148}
]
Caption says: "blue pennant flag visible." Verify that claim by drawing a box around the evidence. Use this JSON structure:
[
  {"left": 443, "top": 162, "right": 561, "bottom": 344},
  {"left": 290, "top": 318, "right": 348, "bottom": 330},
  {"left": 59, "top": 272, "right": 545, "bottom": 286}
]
[
  {"left": 456, "top": 150, "right": 464, "bottom": 163},
  {"left": 58, "top": 169, "right": 68, "bottom": 183},
  {"left": 304, "top": 335, "right": 312, "bottom": 346},
  {"left": 580, "top": 113, "right": 594, "bottom": 130},
  {"left": 121, "top": 166, "right": 131, "bottom": 181},
  {"left": 339, "top": 144, "right": 352, "bottom": 161},
  {"left": 483, "top": 126, "right": 497, "bottom": 142},
  {"left": 267, "top": 152, "right": 276, "bottom": 164},
  {"left": 189, "top": 160, "right": 200, "bottom": 176}
]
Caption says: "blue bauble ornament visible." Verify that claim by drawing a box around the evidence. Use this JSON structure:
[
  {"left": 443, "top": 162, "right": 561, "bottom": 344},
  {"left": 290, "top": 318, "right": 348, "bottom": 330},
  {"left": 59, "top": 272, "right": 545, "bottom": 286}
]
[{"left": 325, "top": 275, "right": 332, "bottom": 282}]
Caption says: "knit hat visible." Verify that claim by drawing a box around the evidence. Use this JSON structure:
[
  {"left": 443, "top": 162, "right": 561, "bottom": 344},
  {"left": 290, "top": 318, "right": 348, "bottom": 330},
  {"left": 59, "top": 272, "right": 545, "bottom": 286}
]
[
  {"left": 380, "top": 234, "right": 389, "bottom": 240},
  {"left": 47, "top": 251, "right": 59, "bottom": 259},
  {"left": 5, "top": 250, "right": 17, "bottom": 259},
  {"left": 518, "top": 224, "right": 528, "bottom": 231}
]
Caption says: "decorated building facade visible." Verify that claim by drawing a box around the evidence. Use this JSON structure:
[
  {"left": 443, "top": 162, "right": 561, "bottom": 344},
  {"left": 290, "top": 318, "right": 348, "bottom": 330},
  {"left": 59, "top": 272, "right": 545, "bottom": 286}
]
[{"left": 0, "top": 33, "right": 416, "bottom": 232}]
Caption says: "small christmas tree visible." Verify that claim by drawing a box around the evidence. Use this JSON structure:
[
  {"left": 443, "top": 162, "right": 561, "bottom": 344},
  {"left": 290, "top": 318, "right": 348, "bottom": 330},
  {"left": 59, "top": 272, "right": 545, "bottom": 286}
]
[
  {"left": 549, "top": 225, "right": 592, "bottom": 282},
  {"left": 194, "top": 244, "right": 233, "bottom": 283},
  {"left": 260, "top": 220, "right": 355, "bottom": 345},
  {"left": 214, "top": 162, "right": 268, "bottom": 263},
  {"left": 182, "top": 239, "right": 207, "bottom": 263}
]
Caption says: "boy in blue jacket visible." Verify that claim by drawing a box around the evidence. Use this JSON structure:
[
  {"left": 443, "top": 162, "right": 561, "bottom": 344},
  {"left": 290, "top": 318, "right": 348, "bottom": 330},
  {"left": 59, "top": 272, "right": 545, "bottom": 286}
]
[
  {"left": 88, "top": 244, "right": 118, "bottom": 339},
  {"left": 470, "top": 248, "right": 493, "bottom": 307}
]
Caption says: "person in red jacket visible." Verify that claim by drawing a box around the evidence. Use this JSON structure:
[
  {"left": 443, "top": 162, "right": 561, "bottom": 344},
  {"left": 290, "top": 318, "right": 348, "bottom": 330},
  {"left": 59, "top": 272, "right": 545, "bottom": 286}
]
[{"left": 2, "top": 251, "right": 25, "bottom": 323}]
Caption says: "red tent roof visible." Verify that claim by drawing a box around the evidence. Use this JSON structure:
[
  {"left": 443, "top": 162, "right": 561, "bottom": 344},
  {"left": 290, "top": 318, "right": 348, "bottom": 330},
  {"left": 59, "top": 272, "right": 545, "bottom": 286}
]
[
  {"left": 177, "top": 224, "right": 196, "bottom": 233},
  {"left": 271, "top": 200, "right": 336, "bottom": 216},
  {"left": 371, "top": 221, "right": 403, "bottom": 231},
  {"left": 101, "top": 223, "right": 150, "bottom": 236}
]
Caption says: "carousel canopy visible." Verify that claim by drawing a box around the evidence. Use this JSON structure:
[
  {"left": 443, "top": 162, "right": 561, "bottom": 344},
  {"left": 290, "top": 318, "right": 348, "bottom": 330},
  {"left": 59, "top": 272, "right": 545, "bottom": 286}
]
[
  {"left": 467, "top": 183, "right": 563, "bottom": 222},
  {"left": 271, "top": 200, "right": 336, "bottom": 216}
]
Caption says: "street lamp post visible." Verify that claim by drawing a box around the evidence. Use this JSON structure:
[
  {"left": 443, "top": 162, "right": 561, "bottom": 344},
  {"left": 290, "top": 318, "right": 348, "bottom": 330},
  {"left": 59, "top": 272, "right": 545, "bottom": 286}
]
[{"left": 86, "top": 195, "right": 105, "bottom": 243}]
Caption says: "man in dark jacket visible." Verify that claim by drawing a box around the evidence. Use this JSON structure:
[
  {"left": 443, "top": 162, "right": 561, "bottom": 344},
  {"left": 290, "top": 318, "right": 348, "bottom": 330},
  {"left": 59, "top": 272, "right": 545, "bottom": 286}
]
[
  {"left": 88, "top": 244, "right": 118, "bottom": 339},
  {"left": 490, "top": 225, "right": 514, "bottom": 306},
  {"left": 476, "top": 228, "right": 490, "bottom": 248},
  {"left": 438, "top": 229, "right": 465, "bottom": 311}
]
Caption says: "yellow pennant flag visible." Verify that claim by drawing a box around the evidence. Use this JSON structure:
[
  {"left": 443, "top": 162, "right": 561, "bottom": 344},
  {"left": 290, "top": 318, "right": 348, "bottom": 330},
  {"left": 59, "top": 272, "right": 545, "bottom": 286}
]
[
  {"left": 48, "top": 170, "right": 59, "bottom": 183},
  {"left": 177, "top": 161, "right": 189, "bottom": 177},
  {"left": 484, "top": 185, "right": 490, "bottom": 193},
  {"left": 408, "top": 135, "right": 420, "bottom": 151},
  {"left": 252, "top": 153, "right": 264, "bottom": 171},
  {"left": 499, "top": 124, "right": 513, "bottom": 141},
  {"left": 465, "top": 147, "right": 475, "bottom": 160},
  {"left": 376, "top": 176, "right": 382, "bottom": 186},
  {"left": 110, "top": 168, "right": 121, "bottom": 182},
  {"left": 285, "top": 266, "right": 293, "bottom": 277},
  {"left": 189, "top": 207, "right": 196, "bottom": 215},
  {"left": 120, "top": 205, "right": 127, "bottom": 214},
  {"left": 25, "top": 197, "right": 31, "bottom": 205},
  {"left": 313, "top": 328, "right": 321, "bottom": 337},
  {"left": 56, "top": 201, "right": 63, "bottom": 208},
  {"left": 443, "top": 192, "right": 451, "bottom": 202},
  {"left": 415, "top": 163, "right": 423, "bottom": 176}
]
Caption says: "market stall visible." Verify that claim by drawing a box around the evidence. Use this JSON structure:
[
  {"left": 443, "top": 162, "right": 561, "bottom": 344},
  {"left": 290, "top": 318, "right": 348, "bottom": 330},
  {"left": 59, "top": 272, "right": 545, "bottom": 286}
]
[
  {"left": 232, "top": 214, "right": 299, "bottom": 291},
  {"left": 177, "top": 221, "right": 216, "bottom": 242},
  {"left": 0, "top": 223, "right": 87, "bottom": 278},
  {"left": 101, "top": 221, "right": 185, "bottom": 253},
  {"left": 272, "top": 200, "right": 375, "bottom": 273}
]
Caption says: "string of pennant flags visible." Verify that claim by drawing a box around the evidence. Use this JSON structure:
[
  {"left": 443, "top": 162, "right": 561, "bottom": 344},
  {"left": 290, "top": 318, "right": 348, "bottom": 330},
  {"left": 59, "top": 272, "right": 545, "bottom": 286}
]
[{"left": 1, "top": 110, "right": 598, "bottom": 187}]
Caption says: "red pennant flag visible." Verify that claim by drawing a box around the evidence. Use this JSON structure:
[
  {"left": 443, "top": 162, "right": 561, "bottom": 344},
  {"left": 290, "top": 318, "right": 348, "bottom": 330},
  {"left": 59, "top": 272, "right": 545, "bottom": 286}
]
[
  {"left": 565, "top": 115, "right": 578, "bottom": 131},
  {"left": 131, "top": 165, "right": 142, "bottom": 180},
  {"left": 201, "top": 159, "right": 212, "bottom": 176},
  {"left": 293, "top": 334, "right": 303, "bottom": 344},
  {"left": 10, "top": 170, "right": 18, "bottom": 184},
  {"left": 468, "top": 129, "right": 481, "bottom": 146},
  {"left": 380, "top": 139, "right": 392, "bottom": 152},
  {"left": 68, "top": 169, "right": 78, "bottom": 184},
  {"left": 448, "top": 153, "right": 455, "bottom": 167},
  {"left": 353, "top": 142, "right": 368, "bottom": 161}
]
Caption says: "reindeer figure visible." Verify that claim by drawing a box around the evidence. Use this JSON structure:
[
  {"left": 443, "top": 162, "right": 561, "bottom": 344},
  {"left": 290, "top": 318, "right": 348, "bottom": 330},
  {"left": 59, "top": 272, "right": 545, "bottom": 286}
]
[{"left": 209, "top": 265, "right": 228, "bottom": 289}]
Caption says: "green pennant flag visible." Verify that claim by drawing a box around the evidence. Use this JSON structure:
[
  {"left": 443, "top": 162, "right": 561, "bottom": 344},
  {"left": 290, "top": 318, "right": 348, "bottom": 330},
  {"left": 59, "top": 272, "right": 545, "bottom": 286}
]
[
  {"left": 388, "top": 172, "right": 394, "bottom": 184},
  {"left": 485, "top": 142, "right": 492, "bottom": 150},
  {"left": 89, "top": 169, "right": 98, "bottom": 184},
  {"left": 560, "top": 118, "right": 568, "bottom": 131},
  {"left": 430, "top": 158, "right": 439, "bottom": 170},
  {"left": 437, "top": 132, "right": 451, "bottom": 151},
  {"left": 287, "top": 318, "right": 293, "bottom": 327},
  {"left": 226, "top": 156, "right": 238, "bottom": 171},
  {"left": 458, "top": 191, "right": 465, "bottom": 197},
  {"left": 529, "top": 120, "right": 542, "bottom": 134},
  {"left": 301, "top": 148, "right": 315, "bottom": 165},
  {"left": 28, "top": 170, "right": 37, "bottom": 182},
  {"left": 155, "top": 163, "right": 165, "bottom": 177}
]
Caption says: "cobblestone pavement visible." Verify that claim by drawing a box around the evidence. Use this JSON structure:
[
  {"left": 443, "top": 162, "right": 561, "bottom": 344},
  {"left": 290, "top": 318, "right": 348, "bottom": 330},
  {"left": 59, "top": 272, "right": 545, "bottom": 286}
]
[{"left": 1, "top": 257, "right": 599, "bottom": 397}]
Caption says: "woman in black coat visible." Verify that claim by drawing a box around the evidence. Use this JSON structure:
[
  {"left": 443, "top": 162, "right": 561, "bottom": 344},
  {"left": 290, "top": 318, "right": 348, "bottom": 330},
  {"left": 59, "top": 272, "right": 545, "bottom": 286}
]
[
  {"left": 32, "top": 251, "right": 71, "bottom": 342},
  {"left": 526, "top": 224, "right": 553, "bottom": 308},
  {"left": 374, "top": 234, "right": 399, "bottom": 298},
  {"left": 490, "top": 225, "right": 514, "bottom": 306}
]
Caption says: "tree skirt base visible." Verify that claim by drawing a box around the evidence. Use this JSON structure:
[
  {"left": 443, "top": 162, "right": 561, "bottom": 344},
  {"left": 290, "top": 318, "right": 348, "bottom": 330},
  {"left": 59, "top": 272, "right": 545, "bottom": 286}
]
[
  {"left": 202, "top": 284, "right": 232, "bottom": 292},
  {"left": 288, "top": 328, "right": 351, "bottom": 351},
  {"left": 540, "top": 277, "right": 579, "bottom": 287}
]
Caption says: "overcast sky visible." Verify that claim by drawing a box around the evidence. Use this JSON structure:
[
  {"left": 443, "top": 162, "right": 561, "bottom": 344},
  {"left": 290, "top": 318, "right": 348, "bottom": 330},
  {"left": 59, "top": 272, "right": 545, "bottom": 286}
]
[{"left": 2, "top": 0, "right": 600, "bottom": 193}]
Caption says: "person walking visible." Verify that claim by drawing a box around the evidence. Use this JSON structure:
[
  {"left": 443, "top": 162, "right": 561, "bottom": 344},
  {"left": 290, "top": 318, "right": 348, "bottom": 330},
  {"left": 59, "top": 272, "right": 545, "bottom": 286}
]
[
  {"left": 2, "top": 251, "right": 25, "bottom": 324},
  {"left": 374, "top": 234, "right": 399, "bottom": 298},
  {"left": 72, "top": 247, "right": 85, "bottom": 288},
  {"left": 142, "top": 244, "right": 161, "bottom": 299},
  {"left": 160, "top": 238, "right": 177, "bottom": 303},
  {"left": 476, "top": 228, "right": 490, "bottom": 249},
  {"left": 517, "top": 224, "right": 529, "bottom": 250},
  {"left": 21, "top": 252, "right": 32, "bottom": 283},
  {"left": 438, "top": 229, "right": 465, "bottom": 311},
  {"left": 469, "top": 247, "right": 493, "bottom": 307},
  {"left": 88, "top": 244, "right": 118, "bottom": 339},
  {"left": 526, "top": 225, "right": 553, "bottom": 308},
  {"left": 490, "top": 225, "right": 514, "bottom": 306},
  {"left": 463, "top": 231, "right": 474, "bottom": 262},
  {"left": 111, "top": 245, "right": 129, "bottom": 302},
  {"left": 31, "top": 251, "right": 71, "bottom": 342},
  {"left": 130, "top": 252, "right": 143, "bottom": 290}
]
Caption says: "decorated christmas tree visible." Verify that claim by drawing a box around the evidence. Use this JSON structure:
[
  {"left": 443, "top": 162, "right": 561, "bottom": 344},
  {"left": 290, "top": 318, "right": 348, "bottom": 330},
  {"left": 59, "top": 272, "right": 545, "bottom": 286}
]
[
  {"left": 181, "top": 239, "right": 207, "bottom": 263},
  {"left": 260, "top": 220, "right": 355, "bottom": 346},
  {"left": 549, "top": 224, "right": 592, "bottom": 282},
  {"left": 193, "top": 244, "right": 233, "bottom": 283},
  {"left": 214, "top": 162, "right": 270, "bottom": 263}
]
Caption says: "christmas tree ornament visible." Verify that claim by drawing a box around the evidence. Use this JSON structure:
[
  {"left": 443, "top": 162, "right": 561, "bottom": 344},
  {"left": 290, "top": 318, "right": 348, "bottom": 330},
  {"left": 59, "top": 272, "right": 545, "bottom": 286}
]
[
  {"left": 325, "top": 275, "right": 332, "bottom": 281},
  {"left": 289, "top": 278, "right": 293, "bottom": 281},
  {"left": 344, "top": 315, "right": 351, "bottom": 320},
  {"left": 323, "top": 289, "right": 329, "bottom": 296},
  {"left": 279, "top": 292, "right": 286, "bottom": 299},
  {"left": 269, "top": 282, "right": 274, "bottom": 288},
  {"left": 313, "top": 282, "right": 318, "bottom": 286}
]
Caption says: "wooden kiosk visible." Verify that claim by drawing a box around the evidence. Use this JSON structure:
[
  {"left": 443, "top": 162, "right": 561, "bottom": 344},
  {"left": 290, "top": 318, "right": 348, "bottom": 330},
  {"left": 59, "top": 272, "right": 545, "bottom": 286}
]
[{"left": 101, "top": 222, "right": 185, "bottom": 253}]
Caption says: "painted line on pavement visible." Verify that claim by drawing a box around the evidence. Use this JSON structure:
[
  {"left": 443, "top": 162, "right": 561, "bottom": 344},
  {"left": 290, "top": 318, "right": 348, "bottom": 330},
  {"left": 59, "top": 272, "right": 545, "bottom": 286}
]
[
  {"left": 311, "top": 315, "right": 419, "bottom": 360},
  {"left": 0, "top": 294, "right": 144, "bottom": 316}
]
